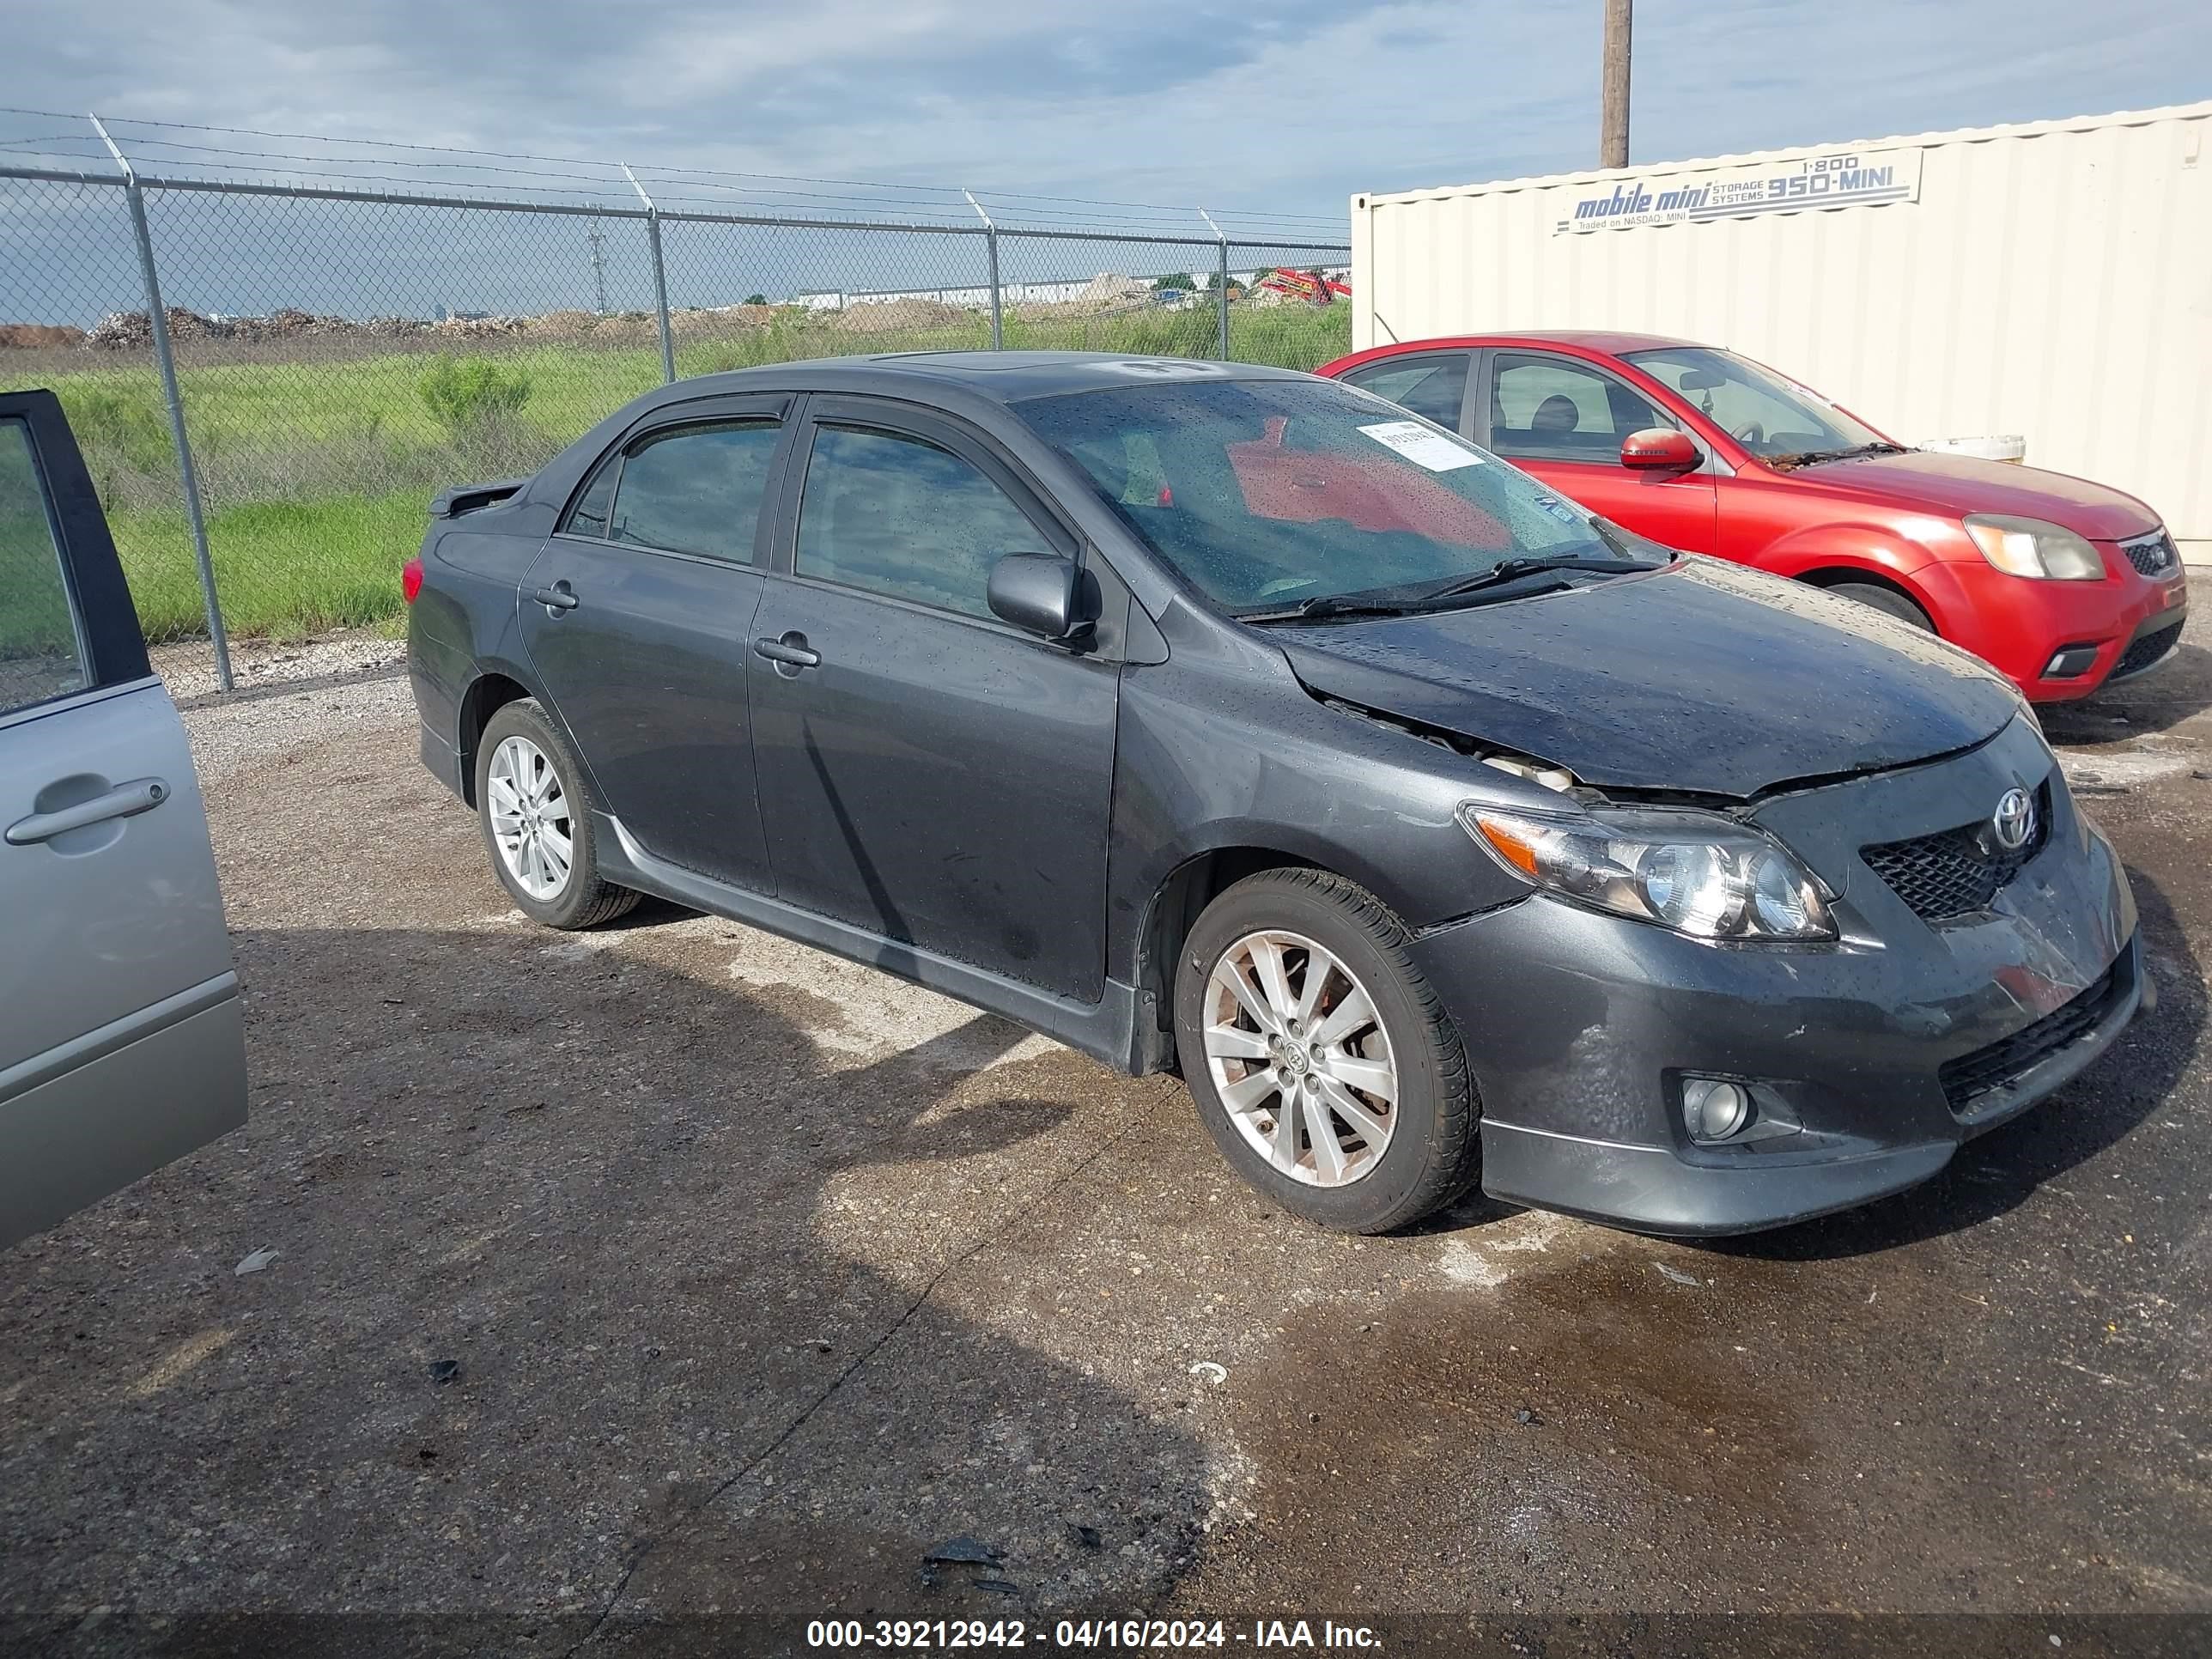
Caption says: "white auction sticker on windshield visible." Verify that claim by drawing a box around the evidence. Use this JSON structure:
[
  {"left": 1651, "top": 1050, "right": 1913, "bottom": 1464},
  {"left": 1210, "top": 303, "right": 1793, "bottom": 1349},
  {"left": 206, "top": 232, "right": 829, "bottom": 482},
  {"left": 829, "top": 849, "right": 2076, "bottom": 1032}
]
[{"left": 1358, "top": 420, "right": 1483, "bottom": 471}]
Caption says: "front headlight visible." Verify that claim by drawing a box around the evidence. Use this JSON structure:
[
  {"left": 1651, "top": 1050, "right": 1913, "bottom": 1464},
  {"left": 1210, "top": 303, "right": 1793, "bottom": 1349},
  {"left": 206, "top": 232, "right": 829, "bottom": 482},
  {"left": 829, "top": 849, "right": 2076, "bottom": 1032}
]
[
  {"left": 1964, "top": 514, "right": 2106, "bottom": 581},
  {"left": 1458, "top": 802, "right": 1836, "bottom": 941}
]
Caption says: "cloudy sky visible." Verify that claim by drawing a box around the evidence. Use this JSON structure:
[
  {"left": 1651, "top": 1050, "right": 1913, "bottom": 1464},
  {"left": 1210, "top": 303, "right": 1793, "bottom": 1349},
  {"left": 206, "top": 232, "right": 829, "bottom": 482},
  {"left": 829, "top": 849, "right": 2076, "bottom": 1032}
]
[{"left": 9, "top": 0, "right": 2209, "bottom": 218}]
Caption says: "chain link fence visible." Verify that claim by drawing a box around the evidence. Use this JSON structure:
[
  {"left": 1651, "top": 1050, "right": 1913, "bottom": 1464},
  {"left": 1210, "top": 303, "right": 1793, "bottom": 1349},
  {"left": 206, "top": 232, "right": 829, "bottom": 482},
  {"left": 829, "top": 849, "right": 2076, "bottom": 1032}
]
[{"left": 0, "top": 127, "right": 1349, "bottom": 688}]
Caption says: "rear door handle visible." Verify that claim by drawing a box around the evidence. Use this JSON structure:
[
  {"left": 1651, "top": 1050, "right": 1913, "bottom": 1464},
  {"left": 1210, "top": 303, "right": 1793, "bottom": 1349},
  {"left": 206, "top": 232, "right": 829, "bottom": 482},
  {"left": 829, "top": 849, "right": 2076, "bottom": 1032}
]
[
  {"left": 533, "top": 582, "right": 580, "bottom": 612},
  {"left": 6, "top": 777, "right": 171, "bottom": 846},
  {"left": 753, "top": 634, "right": 821, "bottom": 670}
]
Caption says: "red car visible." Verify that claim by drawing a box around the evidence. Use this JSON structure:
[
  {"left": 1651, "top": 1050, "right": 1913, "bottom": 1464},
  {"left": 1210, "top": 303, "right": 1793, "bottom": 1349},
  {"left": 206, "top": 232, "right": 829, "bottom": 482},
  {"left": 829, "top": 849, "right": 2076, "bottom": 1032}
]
[{"left": 1317, "top": 332, "right": 2188, "bottom": 702}]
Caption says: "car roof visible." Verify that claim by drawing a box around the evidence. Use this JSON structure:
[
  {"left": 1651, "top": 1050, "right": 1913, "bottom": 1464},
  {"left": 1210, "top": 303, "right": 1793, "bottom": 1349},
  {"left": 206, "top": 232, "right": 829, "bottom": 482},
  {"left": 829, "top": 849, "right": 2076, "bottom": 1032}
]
[
  {"left": 649, "top": 350, "right": 1315, "bottom": 407},
  {"left": 1366, "top": 330, "right": 1702, "bottom": 356}
]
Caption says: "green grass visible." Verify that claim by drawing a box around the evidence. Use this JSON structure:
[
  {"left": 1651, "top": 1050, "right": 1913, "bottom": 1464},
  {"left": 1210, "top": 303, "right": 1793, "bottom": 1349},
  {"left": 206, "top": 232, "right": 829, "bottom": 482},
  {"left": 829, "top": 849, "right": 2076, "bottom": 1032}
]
[
  {"left": 3, "top": 433, "right": 90, "bottom": 660},
  {"left": 40, "top": 305, "right": 1355, "bottom": 643},
  {"left": 109, "top": 493, "right": 432, "bottom": 641}
]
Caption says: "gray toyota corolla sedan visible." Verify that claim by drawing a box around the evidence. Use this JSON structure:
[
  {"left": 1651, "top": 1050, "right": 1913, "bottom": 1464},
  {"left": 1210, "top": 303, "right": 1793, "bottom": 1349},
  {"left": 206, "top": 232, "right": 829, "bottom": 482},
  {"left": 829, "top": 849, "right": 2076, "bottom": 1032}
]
[{"left": 405, "top": 353, "right": 2147, "bottom": 1236}]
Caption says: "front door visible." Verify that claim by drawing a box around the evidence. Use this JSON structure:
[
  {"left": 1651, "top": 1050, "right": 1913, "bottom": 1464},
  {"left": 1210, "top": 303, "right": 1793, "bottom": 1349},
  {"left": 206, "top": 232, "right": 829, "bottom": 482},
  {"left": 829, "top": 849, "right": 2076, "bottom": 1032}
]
[
  {"left": 520, "top": 400, "right": 788, "bottom": 890},
  {"left": 1480, "top": 350, "right": 1719, "bottom": 555},
  {"left": 747, "top": 400, "right": 1120, "bottom": 1003},
  {"left": 0, "top": 391, "right": 246, "bottom": 1249}
]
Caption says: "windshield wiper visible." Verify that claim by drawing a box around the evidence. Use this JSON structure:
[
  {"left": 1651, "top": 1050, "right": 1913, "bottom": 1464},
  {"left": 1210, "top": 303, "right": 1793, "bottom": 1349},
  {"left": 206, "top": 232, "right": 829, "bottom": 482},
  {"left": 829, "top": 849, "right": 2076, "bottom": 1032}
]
[
  {"left": 1589, "top": 517, "right": 1667, "bottom": 563},
  {"left": 1410, "top": 554, "right": 1659, "bottom": 605},
  {"left": 1766, "top": 441, "right": 1911, "bottom": 471},
  {"left": 1237, "top": 592, "right": 1427, "bottom": 624},
  {"left": 1238, "top": 548, "right": 1662, "bottom": 625}
]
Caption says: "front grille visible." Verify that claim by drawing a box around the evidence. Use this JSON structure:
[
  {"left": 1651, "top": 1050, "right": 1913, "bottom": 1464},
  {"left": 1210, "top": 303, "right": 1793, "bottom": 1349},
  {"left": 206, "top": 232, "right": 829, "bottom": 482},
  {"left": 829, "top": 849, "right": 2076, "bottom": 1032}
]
[
  {"left": 1939, "top": 957, "right": 2124, "bottom": 1115},
  {"left": 1861, "top": 781, "right": 2051, "bottom": 922},
  {"left": 2112, "top": 619, "right": 2184, "bottom": 681},
  {"left": 2121, "top": 530, "right": 2179, "bottom": 577}
]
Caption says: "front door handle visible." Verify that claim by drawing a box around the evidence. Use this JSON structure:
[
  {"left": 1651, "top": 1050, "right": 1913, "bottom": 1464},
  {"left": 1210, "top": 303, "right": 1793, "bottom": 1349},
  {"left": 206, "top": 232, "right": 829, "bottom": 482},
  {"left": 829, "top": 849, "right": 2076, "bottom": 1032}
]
[
  {"left": 753, "top": 634, "right": 821, "bottom": 671},
  {"left": 533, "top": 581, "right": 580, "bottom": 612},
  {"left": 6, "top": 777, "right": 170, "bottom": 847}
]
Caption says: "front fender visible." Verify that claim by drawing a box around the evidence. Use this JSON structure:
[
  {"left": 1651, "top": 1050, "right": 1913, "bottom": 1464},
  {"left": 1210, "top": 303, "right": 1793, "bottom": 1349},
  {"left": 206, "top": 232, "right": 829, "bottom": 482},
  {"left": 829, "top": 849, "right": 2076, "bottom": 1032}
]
[
  {"left": 1759, "top": 522, "right": 1943, "bottom": 584},
  {"left": 1104, "top": 668, "right": 1534, "bottom": 986}
]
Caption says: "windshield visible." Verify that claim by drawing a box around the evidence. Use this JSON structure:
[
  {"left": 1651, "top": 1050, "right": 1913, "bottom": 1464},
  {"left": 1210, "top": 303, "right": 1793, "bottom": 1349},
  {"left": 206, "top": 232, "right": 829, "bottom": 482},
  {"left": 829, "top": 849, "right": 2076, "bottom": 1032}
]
[
  {"left": 1624, "top": 347, "right": 1888, "bottom": 462},
  {"left": 1018, "top": 377, "right": 1622, "bottom": 616}
]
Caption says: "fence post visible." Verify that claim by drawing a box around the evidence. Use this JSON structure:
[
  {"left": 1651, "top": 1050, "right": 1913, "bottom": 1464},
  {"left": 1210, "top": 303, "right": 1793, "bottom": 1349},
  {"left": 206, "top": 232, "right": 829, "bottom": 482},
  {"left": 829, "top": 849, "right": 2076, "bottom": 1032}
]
[
  {"left": 91, "top": 115, "right": 232, "bottom": 691},
  {"left": 1200, "top": 210, "right": 1230, "bottom": 361},
  {"left": 964, "top": 191, "right": 1003, "bottom": 349},
  {"left": 623, "top": 166, "right": 676, "bottom": 384}
]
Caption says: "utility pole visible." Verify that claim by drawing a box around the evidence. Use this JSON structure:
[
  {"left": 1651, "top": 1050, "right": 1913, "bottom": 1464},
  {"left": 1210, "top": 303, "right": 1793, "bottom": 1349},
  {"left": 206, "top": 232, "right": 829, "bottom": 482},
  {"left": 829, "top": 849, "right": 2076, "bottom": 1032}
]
[
  {"left": 586, "top": 225, "right": 609, "bottom": 314},
  {"left": 1601, "top": 0, "right": 1632, "bottom": 170}
]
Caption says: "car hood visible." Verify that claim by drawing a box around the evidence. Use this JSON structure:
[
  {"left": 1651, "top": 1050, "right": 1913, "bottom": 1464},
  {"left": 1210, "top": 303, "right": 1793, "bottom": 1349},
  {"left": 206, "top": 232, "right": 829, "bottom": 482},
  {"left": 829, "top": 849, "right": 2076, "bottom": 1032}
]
[
  {"left": 1274, "top": 559, "right": 2021, "bottom": 798},
  {"left": 1781, "top": 451, "right": 2160, "bottom": 539}
]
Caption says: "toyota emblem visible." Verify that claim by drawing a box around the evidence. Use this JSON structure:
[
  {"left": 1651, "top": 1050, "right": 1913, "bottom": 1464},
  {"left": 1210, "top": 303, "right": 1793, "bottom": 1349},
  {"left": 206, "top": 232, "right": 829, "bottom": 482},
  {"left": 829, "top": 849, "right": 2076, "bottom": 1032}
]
[{"left": 1990, "top": 787, "right": 2036, "bottom": 852}]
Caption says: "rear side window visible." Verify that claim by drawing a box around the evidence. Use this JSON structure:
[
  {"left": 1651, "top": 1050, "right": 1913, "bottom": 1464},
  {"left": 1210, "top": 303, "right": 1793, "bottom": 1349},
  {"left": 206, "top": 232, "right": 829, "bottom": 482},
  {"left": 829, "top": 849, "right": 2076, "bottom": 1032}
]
[
  {"left": 1339, "top": 353, "right": 1468, "bottom": 429},
  {"left": 597, "top": 420, "right": 781, "bottom": 562},
  {"left": 1487, "top": 354, "right": 1673, "bottom": 462},
  {"left": 0, "top": 419, "right": 91, "bottom": 716},
  {"left": 794, "top": 427, "right": 1043, "bottom": 621}
]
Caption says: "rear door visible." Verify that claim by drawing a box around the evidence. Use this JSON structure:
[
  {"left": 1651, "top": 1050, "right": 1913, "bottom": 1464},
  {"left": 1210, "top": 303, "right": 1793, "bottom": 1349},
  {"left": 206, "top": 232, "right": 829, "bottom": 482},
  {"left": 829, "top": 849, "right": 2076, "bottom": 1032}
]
[
  {"left": 1477, "top": 350, "right": 1719, "bottom": 554},
  {"left": 0, "top": 389, "right": 246, "bottom": 1249},
  {"left": 520, "top": 396, "right": 789, "bottom": 891}
]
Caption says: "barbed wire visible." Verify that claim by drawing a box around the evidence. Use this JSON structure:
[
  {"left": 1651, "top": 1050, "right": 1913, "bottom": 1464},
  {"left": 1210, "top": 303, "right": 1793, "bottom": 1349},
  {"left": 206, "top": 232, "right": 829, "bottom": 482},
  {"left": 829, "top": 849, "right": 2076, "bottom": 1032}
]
[{"left": 0, "top": 106, "right": 1346, "bottom": 239}]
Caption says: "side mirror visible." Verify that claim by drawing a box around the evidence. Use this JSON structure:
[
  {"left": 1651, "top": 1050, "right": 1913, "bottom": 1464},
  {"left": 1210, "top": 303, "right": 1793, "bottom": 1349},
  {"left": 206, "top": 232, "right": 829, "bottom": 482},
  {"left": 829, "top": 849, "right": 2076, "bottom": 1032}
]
[
  {"left": 1620, "top": 428, "right": 1700, "bottom": 471},
  {"left": 988, "top": 553, "right": 1086, "bottom": 641}
]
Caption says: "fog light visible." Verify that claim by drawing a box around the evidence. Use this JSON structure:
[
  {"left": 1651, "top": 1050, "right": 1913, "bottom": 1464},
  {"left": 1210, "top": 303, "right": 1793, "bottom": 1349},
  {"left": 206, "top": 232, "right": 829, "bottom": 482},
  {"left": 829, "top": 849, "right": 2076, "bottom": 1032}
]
[
  {"left": 2043, "top": 645, "right": 2099, "bottom": 678},
  {"left": 1682, "top": 1078, "right": 1752, "bottom": 1143}
]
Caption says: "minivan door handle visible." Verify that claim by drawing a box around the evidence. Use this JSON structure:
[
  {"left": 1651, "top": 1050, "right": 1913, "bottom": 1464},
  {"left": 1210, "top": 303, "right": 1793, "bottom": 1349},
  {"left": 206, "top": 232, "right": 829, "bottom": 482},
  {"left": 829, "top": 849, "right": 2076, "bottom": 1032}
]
[
  {"left": 532, "top": 581, "right": 580, "bottom": 612},
  {"left": 6, "top": 777, "right": 170, "bottom": 846},
  {"left": 753, "top": 634, "right": 821, "bottom": 671}
]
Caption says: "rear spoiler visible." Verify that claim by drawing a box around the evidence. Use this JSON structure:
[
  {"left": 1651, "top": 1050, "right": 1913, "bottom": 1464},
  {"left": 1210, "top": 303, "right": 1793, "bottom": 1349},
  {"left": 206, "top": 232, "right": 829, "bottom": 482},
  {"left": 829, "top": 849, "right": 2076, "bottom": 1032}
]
[{"left": 430, "top": 477, "right": 530, "bottom": 519}]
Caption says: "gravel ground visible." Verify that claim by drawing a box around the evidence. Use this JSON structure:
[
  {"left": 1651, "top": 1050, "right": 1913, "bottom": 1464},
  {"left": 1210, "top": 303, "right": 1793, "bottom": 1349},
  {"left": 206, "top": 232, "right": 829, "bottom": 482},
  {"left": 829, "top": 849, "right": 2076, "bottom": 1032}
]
[
  {"left": 3, "top": 590, "right": 2209, "bottom": 1656},
  {"left": 153, "top": 629, "right": 407, "bottom": 706}
]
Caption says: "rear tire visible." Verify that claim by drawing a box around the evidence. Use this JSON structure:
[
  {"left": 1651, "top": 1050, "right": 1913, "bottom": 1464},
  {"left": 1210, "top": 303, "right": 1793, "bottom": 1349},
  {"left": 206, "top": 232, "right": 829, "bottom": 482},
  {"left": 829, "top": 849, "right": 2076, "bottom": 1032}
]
[
  {"left": 1172, "top": 868, "right": 1479, "bottom": 1234},
  {"left": 1825, "top": 580, "right": 1936, "bottom": 632},
  {"left": 474, "top": 699, "right": 639, "bottom": 930}
]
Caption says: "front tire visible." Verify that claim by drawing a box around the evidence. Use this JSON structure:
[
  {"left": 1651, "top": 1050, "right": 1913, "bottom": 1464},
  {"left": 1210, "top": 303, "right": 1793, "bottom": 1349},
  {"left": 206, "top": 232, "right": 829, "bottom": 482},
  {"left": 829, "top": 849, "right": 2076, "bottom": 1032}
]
[
  {"left": 1172, "top": 868, "right": 1479, "bottom": 1233},
  {"left": 1825, "top": 580, "right": 1936, "bottom": 632},
  {"left": 474, "top": 699, "right": 639, "bottom": 930}
]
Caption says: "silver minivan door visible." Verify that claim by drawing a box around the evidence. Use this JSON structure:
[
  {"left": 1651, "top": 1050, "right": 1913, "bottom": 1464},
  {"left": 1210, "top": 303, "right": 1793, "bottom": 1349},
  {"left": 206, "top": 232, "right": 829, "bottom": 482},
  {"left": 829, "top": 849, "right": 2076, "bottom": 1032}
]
[{"left": 0, "top": 388, "right": 246, "bottom": 1249}]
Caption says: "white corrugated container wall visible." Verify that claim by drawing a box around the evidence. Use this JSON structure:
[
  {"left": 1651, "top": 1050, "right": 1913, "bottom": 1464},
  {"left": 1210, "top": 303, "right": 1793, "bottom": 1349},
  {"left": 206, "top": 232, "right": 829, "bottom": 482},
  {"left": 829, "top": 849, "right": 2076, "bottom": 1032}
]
[{"left": 1352, "top": 103, "right": 2212, "bottom": 561}]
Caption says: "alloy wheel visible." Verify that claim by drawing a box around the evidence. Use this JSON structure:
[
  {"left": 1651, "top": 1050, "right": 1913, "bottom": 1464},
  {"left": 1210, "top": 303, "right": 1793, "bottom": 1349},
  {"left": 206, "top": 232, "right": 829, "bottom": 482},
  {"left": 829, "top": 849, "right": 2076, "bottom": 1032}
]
[
  {"left": 1202, "top": 928, "right": 1399, "bottom": 1187},
  {"left": 486, "top": 734, "right": 573, "bottom": 901}
]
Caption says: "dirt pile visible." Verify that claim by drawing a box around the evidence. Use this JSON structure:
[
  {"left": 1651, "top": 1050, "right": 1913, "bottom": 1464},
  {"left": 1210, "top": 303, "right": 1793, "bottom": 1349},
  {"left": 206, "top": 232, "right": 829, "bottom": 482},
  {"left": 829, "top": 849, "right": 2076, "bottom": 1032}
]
[
  {"left": 678, "top": 303, "right": 781, "bottom": 328},
  {"left": 430, "top": 314, "right": 527, "bottom": 340},
  {"left": 829, "top": 297, "right": 971, "bottom": 334},
  {"left": 78, "top": 307, "right": 392, "bottom": 349},
  {"left": 0, "top": 323, "right": 85, "bottom": 349},
  {"left": 84, "top": 308, "right": 204, "bottom": 349},
  {"left": 1010, "top": 271, "right": 1158, "bottom": 322}
]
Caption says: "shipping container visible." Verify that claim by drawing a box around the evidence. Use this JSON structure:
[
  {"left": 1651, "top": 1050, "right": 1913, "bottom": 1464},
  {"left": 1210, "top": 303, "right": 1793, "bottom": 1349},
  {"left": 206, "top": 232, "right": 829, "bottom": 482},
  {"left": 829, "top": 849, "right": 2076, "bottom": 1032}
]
[{"left": 1352, "top": 103, "right": 2212, "bottom": 560}]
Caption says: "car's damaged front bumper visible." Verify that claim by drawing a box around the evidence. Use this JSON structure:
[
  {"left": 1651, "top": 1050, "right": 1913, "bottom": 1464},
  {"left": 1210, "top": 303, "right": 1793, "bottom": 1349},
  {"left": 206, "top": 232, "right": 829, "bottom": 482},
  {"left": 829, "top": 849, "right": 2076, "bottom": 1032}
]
[{"left": 1409, "top": 717, "right": 2148, "bottom": 1235}]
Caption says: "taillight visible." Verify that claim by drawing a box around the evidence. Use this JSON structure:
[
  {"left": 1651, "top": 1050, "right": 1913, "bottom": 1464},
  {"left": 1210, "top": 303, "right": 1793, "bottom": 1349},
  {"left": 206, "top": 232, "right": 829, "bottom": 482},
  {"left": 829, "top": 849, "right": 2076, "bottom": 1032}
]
[{"left": 401, "top": 556, "right": 424, "bottom": 605}]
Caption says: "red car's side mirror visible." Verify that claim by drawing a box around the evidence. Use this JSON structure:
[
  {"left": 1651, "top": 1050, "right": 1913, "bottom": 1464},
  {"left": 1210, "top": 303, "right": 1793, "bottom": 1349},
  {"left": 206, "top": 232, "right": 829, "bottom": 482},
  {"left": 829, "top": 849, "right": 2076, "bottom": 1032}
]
[{"left": 1620, "top": 428, "right": 1700, "bottom": 471}]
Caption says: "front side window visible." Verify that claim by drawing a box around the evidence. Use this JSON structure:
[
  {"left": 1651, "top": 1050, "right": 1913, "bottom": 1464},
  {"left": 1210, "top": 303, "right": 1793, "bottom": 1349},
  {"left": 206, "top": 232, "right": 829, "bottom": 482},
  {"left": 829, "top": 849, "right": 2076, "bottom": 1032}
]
[
  {"left": 0, "top": 418, "right": 91, "bottom": 715},
  {"left": 1019, "top": 377, "right": 1625, "bottom": 616},
  {"left": 1486, "top": 355, "right": 1673, "bottom": 463},
  {"left": 795, "top": 427, "right": 1044, "bottom": 621},
  {"left": 1338, "top": 353, "right": 1469, "bottom": 429},
  {"left": 564, "top": 461, "right": 617, "bottom": 539},
  {"left": 597, "top": 421, "right": 781, "bottom": 562},
  {"left": 1625, "top": 346, "right": 1887, "bottom": 461}
]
